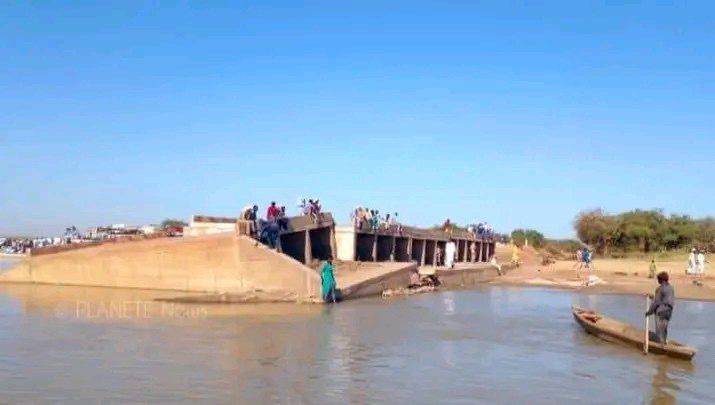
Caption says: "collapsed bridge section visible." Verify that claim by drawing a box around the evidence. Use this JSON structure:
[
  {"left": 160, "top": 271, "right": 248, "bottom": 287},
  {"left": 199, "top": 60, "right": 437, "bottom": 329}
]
[{"left": 335, "top": 225, "right": 496, "bottom": 265}]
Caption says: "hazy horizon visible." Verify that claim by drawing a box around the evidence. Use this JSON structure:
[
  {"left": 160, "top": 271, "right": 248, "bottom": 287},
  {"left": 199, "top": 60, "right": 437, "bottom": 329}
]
[{"left": 2, "top": 2, "right": 713, "bottom": 238}]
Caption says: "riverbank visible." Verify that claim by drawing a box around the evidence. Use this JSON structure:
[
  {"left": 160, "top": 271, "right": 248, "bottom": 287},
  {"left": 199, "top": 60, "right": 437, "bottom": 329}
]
[{"left": 491, "top": 251, "right": 715, "bottom": 302}]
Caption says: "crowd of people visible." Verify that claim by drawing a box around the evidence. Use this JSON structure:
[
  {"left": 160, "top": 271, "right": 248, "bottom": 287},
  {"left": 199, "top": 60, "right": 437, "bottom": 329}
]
[
  {"left": 1, "top": 238, "right": 35, "bottom": 254},
  {"left": 470, "top": 222, "right": 494, "bottom": 238},
  {"left": 351, "top": 207, "right": 402, "bottom": 233},
  {"left": 574, "top": 245, "right": 709, "bottom": 288},
  {"left": 241, "top": 202, "right": 286, "bottom": 249},
  {"left": 240, "top": 198, "right": 325, "bottom": 249},
  {"left": 298, "top": 198, "right": 322, "bottom": 222},
  {"left": 686, "top": 248, "right": 709, "bottom": 276},
  {"left": 0, "top": 226, "right": 109, "bottom": 255},
  {"left": 441, "top": 220, "right": 495, "bottom": 239}
]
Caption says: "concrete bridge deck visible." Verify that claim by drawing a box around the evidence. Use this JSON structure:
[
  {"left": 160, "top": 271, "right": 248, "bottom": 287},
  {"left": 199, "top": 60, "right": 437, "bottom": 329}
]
[{"left": 0, "top": 212, "right": 504, "bottom": 303}]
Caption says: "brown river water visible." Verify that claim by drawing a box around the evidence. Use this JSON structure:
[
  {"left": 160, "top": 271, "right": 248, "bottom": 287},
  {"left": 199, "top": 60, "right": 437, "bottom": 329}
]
[{"left": 0, "top": 259, "right": 713, "bottom": 403}]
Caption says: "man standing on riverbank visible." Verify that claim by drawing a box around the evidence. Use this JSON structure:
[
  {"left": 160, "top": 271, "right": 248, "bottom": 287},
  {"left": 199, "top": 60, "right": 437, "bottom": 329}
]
[
  {"left": 582, "top": 248, "right": 592, "bottom": 285},
  {"left": 696, "top": 250, "right": 708, "bottom": 276},
  {"left": 646, "top": 272, "right": 674, "bottom": 344},
  {"left": 687, "top": 248, "right": 697, "bottom": 275}
]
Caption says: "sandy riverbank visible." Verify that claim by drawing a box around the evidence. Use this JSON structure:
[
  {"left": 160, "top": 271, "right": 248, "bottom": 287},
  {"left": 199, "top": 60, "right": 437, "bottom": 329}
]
[{"left": 491, "top": 248, "right": 715, "bottom": 301}]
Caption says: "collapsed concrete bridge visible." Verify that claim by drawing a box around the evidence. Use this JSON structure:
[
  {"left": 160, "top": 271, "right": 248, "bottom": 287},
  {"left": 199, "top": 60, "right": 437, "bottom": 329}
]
[
  {"left": 0, "top": 214, "right": 338, "bottom": 301},
  {"left": 0, "top": 212, "right": 498, "bottom": 302}
]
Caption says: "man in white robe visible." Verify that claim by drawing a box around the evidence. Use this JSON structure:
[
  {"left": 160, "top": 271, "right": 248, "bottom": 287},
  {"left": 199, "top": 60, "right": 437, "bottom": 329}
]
[
  {"left": 696, "top": 251, "right": 707, "bottom": 275},
  {"left": 445, "top": 241, "right": 456, "bottom": 268},
  {"left": 687, "top": 249, "right": 697, "bottom": 275}
]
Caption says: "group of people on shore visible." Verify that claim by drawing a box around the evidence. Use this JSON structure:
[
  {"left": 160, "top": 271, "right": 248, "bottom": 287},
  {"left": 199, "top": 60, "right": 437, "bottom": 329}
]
[
  {"left": 1, "top": 226, "right": 92, "bottom": 255},
  {"left": 686, "top": 248, "right": 709, "bottom": 276},
  {"left": 351, "top": 207, "right": 402, "bottom": 233},
  {"left": 1, "top": 238, "right": 34, "bottom": 254},
  {"left": 573, "top": 247, "right": 594, "bottom": 284},
  {"left": 646, "top": 247, "right": 709, "bottom": 280}
]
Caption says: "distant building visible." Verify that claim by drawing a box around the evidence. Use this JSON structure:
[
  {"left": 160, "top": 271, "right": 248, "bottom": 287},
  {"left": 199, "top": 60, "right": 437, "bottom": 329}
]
[{"left": 183, "top": 215, "right": 236, "bottom": 237}]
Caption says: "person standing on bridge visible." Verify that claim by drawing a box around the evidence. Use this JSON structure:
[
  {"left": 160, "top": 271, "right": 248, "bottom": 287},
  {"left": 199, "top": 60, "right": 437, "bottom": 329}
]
[
  {"left": 321, "top": 257, "right": 337, "bottom": 303},
  {"left": 267, "top": 201, "right": 280, "bottom": 222}
]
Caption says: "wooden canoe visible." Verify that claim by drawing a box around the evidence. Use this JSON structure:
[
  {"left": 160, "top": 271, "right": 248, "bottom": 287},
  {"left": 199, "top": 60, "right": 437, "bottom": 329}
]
[{"left": 572, "top": 306, "right": 696, "bottom": 361}]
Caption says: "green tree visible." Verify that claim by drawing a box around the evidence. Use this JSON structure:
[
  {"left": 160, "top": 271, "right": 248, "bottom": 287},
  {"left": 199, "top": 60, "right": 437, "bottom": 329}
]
[
  {"left": 511, "top": 229, "right": 544, "bottom": 248},
  {"left": 574, "top": 209, "right": 618, "bottom": 254},
  {"left": 574, "top": 209, "right": 715, "bottom": 254},
  {"left": 160, "top": 219, "right": 187, "bottom": 230}
]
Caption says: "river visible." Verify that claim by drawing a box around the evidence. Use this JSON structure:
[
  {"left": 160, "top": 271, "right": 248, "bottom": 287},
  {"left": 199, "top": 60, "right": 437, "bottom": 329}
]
[{"left": 0, "top": 259, "right": 712, "bottom": 403}]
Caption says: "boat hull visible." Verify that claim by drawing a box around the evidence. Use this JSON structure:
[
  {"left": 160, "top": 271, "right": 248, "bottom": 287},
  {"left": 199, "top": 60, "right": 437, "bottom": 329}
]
[{"left": 572, "top": 307, "right": 695, "bottom": 361}]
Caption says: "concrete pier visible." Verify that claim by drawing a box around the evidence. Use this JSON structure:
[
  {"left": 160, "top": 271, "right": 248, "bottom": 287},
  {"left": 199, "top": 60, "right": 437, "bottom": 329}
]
[
  {"left": 235, "top": 213, "right": 338, "bottom": 268},
  {"left": 335, "top": 262, "right": 418, "bottom": 300},
  {"left": 435, "top": 263, "right": 501, "bottom": 288}
]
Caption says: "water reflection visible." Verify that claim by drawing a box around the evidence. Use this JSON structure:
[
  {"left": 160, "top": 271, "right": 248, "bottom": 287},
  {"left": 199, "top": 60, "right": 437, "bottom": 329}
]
[{"left": 0, "top": 256, "right": 22, "bottom": 271}]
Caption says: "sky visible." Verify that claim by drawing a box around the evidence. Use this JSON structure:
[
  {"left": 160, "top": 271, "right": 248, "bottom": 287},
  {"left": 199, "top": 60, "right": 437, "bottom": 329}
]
[{"left": 1, "top": 1, "right": 713, "bottom": 238}]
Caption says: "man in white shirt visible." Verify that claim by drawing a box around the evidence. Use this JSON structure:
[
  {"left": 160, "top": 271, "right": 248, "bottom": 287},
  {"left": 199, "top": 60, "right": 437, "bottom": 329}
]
[
  {"left": 445, "top": 240, "right": 456, "bottom": 268},
  {"left": 687, "top": 249, "right": 697, "bottom": 275},
  {"left": 696, "top": 250, "right": 707, "bottom": 276}
]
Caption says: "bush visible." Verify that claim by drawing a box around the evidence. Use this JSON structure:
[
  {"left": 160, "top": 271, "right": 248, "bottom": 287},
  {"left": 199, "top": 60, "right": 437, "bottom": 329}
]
[{"left": 574, "top": 209, "right": 714, "bottom": 254}]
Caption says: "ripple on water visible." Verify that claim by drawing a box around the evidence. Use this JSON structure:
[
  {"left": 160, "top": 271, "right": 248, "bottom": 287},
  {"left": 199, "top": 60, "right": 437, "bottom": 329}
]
[{"left": 0, "top": 282, "right": 712, "bottom": 403}]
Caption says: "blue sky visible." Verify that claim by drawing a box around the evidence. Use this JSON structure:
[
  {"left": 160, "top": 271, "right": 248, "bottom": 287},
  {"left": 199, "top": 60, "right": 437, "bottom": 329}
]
[{"left": 1, "top": 1, "right": 713, "bottom": 238}]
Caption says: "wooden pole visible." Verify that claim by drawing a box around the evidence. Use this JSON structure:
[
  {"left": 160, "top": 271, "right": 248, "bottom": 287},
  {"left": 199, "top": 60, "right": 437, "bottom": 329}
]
[{"left": 644, "top": 295, "right": 650, "bottom": 355}]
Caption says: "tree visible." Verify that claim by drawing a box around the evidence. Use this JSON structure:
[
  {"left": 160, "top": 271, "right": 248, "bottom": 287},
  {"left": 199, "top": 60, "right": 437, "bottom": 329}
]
[
  {"left": 160, "top": 219, "right": 187, "bottom": 230},
  {"left": 574, "top": 209, "right": 618, "bottom": 254},
  {"left": 511, "top": 229, "right": 544, "bottom": 248},
  {"left": 573, "top": 209, "right": 715, "bottom": 254}
]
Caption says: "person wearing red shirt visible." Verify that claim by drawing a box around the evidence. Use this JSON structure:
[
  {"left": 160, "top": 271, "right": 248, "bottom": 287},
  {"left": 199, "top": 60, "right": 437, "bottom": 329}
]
[{"left": 267, "top": 201, "right": 280, "bottom": 221}]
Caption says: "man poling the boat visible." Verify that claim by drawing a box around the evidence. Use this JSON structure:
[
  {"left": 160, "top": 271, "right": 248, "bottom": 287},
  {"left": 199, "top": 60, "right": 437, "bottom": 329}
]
[{"left": 645, "top": 271, "right": 674, "bottom": 344}]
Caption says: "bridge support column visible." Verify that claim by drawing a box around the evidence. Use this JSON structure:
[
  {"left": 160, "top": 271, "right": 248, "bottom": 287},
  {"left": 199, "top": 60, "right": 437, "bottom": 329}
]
[
  {"left": 390, "top": 236, "right": 396, "bottom": 261},
  {"left": 433, "top": 244, "right": 437, "bottom": 266},
  {"left": 420, "top": 242, "right": 426, "bottom": 266},
  {"left": 372, "top": 234, "right": 377, "bottom": 261},
  {"left": 330, "top": 226, "right": 337, "bottom": 261},
  {"left": 304, "top": 230, "right": 312, "bottom": 265}
]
